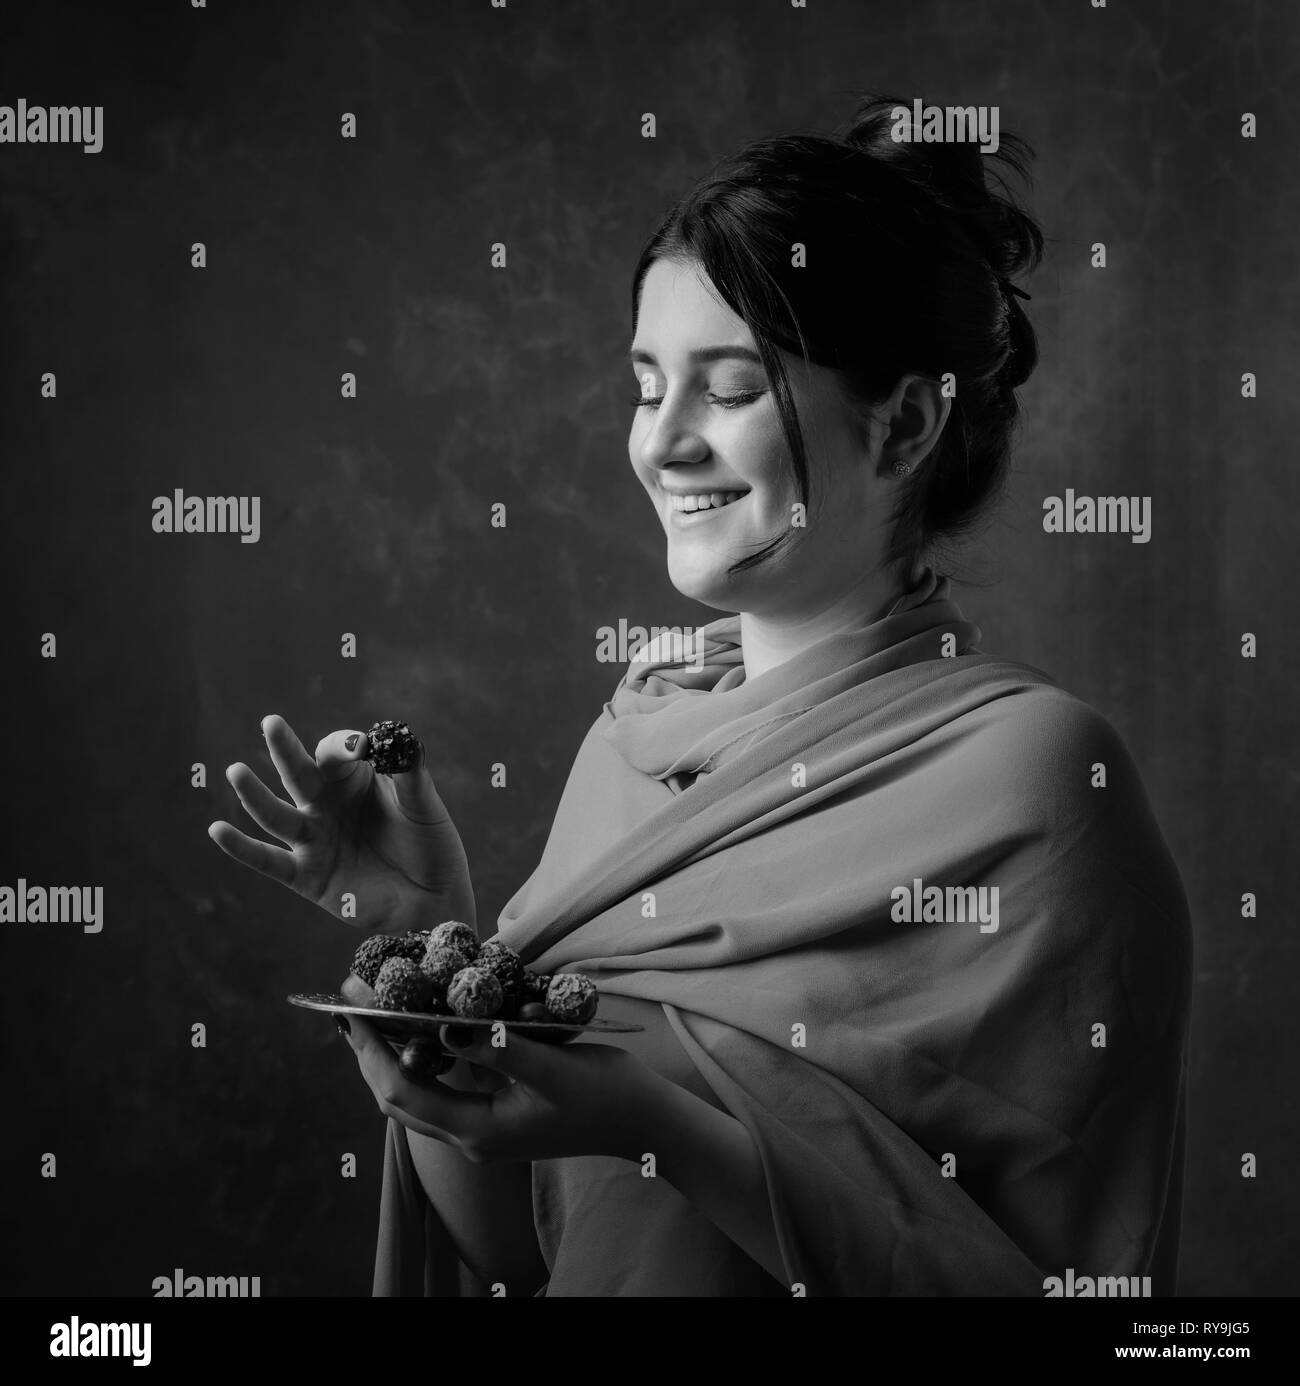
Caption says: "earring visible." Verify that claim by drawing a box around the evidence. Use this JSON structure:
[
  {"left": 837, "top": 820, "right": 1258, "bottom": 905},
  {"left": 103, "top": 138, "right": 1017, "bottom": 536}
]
[{"left": 892, "top": 460, "right": 911, "bottom": 477}]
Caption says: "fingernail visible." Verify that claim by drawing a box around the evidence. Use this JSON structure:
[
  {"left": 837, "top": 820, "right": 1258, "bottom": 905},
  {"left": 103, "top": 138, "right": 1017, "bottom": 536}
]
[
  {"left": 444, "top": 1025, "right": 472, "bottom": 1049},
  {"left": 335, "top": 1015, "right": 351, "bottom": 1037},
  {"left": 344, "top": 733, "right": 360, "bottom": 752}
]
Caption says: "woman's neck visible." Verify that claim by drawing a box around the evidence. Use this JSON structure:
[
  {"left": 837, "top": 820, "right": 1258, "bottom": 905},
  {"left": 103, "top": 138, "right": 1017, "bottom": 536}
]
[{"left": 739, "top": 568, "right": 916, "bottom": 683}]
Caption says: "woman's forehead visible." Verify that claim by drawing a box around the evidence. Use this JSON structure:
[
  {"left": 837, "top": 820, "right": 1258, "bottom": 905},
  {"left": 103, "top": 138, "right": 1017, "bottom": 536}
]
[{"left": 634, "top": 259, "right": 752, "bottom": 343}]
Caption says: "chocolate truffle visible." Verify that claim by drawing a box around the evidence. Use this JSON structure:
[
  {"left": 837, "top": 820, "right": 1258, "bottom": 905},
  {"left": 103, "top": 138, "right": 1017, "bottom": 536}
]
[
  {"left": 521, "top": 971, "right": 552, "bottom": 1004},
  {"left": 477, "top": 940, "right": 525, "bottom": 1001},
  {"left": 545, "top": 973, "right": 598, "bottom": 1025},
  {"left": 447, "top": 966, "right": 504, "bottom": 1019},
  {"left": 373, "top": 957, "right": 434, "bottom": 1013},
  {"left": 351, "top": 934, "right": 406, "bottom": 987},
  {"left": 365, "top": 720, "right": 421, "bottom": 775},
  {"left": 427, "top": 920, "right": 480, "bottom": 959},
  {"left": 393, "top": 930, "right": 431, "bottom": 962},
  {"left": 421, "top": 940, "right": 476, "bottom": 990}
]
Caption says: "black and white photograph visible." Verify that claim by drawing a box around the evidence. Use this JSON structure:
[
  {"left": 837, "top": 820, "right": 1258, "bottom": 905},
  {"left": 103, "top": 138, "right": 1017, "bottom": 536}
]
[{"left": 0, "top": 0, "right": 1293, "bottom": 1362}]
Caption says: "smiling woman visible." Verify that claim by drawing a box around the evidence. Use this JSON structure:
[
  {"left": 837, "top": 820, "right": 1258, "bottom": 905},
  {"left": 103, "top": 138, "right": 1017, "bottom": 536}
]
[{"left": 212, "top": 91, "right": 1191, "bottom": 1299}]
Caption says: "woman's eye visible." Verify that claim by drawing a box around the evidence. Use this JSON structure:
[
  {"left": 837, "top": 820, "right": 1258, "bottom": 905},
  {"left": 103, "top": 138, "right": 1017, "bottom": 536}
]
[{"left": 627, "top": 390, "right": 765, "bottom": 410}]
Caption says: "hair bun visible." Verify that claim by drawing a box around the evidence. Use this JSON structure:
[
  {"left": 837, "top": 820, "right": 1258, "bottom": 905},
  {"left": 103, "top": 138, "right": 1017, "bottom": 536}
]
[{"left": 843, "top": 94, "right": 1043, "bottom": 283}]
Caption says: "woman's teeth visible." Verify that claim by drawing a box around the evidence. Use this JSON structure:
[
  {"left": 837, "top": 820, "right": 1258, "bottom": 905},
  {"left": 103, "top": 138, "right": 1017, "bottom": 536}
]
[{"left": 670, "top": 491, "right": 746, "bottom": 513}]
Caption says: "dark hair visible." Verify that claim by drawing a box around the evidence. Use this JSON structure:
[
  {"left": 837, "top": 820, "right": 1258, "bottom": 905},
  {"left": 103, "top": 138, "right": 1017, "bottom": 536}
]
[{"left": 630, "top": 93, "right": 1045, "bottom": 576}]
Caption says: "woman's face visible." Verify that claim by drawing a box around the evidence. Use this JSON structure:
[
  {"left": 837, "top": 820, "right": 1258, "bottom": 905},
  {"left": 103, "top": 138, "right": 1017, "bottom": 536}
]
[{"left": 627, "top": 257, "right": 896, "bottom": 618}]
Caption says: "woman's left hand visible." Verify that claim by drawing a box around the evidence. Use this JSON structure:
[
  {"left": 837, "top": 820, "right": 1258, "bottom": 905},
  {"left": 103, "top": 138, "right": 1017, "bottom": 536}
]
[{"left": 339, "top": 1016, "right": 662, "bottom": 1165}]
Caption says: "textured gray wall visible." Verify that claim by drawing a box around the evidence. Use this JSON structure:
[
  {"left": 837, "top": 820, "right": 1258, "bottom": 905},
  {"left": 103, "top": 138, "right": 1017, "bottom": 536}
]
[{"left": 0, "top": 0, "right": 1294, "bottom": 1295}]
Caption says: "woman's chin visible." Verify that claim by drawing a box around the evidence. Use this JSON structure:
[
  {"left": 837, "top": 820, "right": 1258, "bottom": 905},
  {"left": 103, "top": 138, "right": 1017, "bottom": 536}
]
[{"left": 666, "top": 560, "right": 740, "bottom": 610}]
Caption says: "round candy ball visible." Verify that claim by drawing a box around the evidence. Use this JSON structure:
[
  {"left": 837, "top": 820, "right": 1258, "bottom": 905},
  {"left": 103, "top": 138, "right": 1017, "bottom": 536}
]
[
  {"left": 477, "top": 939, "right": 525, "bottom": 1000},
  {"left": 351, "top": 934, "right": 404, "bottom": 987},
  {"left": 395, "top": 930, "right": 432, "bottom": 961},
  {"left": 351, "top": 930, "right": 426, "bottom": 986},
  {"left": 516, "top": 1001, "right": 551, "bottom": 1023},
  {"left": 545, "top": 973, "right": 598, "bottom": 1025},
  {"left": 446, "top": 966, "right": 504, "bottom": 1019},
  {"left": 520, "top": 971, "right": 552, "bottom": 1004},
  {"left": 373, "top": 957, "right": 433, "bottom": 1013},
  {"left": 427, "top": 920, "right": 480, "bottom": 959},
  {"left": 365, "top": 720, "right": 421, "bottom": 775},
  {"left": 421, "top": 940, "right": 476, "bottom": 990}
]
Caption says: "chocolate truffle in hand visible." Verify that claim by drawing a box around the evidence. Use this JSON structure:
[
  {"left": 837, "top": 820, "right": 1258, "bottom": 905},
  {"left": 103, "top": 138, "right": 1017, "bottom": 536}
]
[
  {"left": 545, "top": 973, "right": 598, "bottom": 1024},
  {"left": 446, "top": 966, "right": 504, "bottom": 1019},
  {"left": 373, "top": 957, "right": 433, "bottom": 1013},
  {"left": 365, "top": 719, "right": 421, "bottom": 775}
]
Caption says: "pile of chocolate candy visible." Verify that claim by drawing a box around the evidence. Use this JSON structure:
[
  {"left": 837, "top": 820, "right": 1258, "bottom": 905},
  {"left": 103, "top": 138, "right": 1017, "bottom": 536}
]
[{"left": 349, "top": 922, "right": 598, "bottom": 1025}]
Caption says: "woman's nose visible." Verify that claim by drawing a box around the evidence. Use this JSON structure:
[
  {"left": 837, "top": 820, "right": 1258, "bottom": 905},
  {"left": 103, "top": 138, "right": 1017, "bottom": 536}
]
[{"left": 637, "top": 402, "right": 709, "bottom": 470}]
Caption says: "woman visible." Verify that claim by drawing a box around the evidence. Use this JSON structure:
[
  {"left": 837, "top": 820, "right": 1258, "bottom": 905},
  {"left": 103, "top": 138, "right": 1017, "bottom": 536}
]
[{"left": 210, "top": 95, "right": 1191, "bottom": 1297}]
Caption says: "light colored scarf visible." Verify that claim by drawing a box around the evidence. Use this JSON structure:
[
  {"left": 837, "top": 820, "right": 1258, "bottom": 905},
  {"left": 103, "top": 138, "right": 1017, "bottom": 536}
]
[{"left": 378, "top": 570, "right": 1191, "bottom": 1295}]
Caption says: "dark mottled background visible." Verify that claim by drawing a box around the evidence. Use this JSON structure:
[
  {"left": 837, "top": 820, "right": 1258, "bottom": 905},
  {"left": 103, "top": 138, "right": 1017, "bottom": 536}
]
[{"left": 0, "top": 0, "right": 1295, "bottom": 1297}]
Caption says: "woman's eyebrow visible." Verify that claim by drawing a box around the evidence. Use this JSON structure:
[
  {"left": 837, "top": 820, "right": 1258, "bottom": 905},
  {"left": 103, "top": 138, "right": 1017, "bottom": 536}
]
[{"left": 627, "top": 345, "right": 764, "bottom": 367}]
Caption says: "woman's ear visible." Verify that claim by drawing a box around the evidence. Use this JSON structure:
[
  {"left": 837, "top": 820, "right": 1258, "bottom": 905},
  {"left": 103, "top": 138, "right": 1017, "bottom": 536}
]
[{"left": 876, "top": 374, "right": 951, "bottom": 477}]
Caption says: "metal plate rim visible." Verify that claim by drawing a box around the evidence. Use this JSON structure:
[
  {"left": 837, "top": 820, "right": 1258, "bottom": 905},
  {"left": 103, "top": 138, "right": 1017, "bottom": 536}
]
[{"left": 288, "top": 992, "right": 643, "bottom": 1034}]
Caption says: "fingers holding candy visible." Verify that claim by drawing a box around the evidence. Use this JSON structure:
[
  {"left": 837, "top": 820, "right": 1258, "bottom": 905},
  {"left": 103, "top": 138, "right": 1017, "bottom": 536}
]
[{"left": 364, "top": 719, "right": 422, "bottom": 775}]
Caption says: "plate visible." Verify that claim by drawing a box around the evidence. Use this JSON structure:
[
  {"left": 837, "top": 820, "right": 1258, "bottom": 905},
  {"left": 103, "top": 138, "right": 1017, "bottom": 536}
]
[{"left": 288, "top": 992, "right": 644, "bottom": 1047}]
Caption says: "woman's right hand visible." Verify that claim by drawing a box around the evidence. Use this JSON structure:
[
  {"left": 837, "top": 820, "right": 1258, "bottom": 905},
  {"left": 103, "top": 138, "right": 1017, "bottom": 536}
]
[{"left": 208, "top": 714, "right": 476, "bottom": 935}]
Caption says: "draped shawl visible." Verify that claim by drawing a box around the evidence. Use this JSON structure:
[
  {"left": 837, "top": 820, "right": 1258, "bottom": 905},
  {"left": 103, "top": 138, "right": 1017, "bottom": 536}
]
[{"left": 374, "top": 570, "right": 1191, "bottom": 1296}]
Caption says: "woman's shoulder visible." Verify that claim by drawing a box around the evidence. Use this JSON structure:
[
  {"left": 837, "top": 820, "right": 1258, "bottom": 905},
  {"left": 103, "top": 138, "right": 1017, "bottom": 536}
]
[
  {"left": 957, "top": 657, "right": 1190, "bottom": 945},
  {"left": 948, "top": 656, "right": 1145, "bottom": 803}
]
